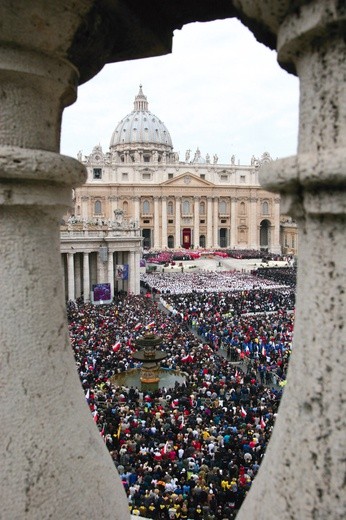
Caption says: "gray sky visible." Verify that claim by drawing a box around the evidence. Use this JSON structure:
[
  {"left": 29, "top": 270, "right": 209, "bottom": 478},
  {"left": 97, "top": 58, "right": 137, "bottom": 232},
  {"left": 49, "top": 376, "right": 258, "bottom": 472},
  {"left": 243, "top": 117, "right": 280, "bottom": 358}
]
[{"left": 61, "top": 18, "right": 299, "bottom": 166}]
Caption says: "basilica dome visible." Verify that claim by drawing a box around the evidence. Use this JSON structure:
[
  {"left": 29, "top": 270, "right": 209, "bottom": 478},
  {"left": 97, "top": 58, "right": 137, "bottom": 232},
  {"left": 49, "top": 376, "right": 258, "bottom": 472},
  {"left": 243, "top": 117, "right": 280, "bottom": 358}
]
[{"left": 110, "top": 86, "right": 173, "bottom": 152}]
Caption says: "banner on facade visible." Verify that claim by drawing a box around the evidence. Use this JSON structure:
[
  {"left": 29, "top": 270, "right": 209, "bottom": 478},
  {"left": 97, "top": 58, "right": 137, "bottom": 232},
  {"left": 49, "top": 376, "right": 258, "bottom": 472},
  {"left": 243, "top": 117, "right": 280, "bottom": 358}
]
[
  {"left": 91, "top": 283, "right": 112, "bottom": 305},
  {"left": 116, "top": 264, "right": 129, "bottom": 280}
]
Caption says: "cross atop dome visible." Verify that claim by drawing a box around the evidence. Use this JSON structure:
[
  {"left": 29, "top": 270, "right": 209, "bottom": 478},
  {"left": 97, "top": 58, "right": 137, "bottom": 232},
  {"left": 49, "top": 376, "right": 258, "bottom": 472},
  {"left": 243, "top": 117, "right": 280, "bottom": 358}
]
[{"left": 134, "top": 84, "right": 148, "bottom": 112}]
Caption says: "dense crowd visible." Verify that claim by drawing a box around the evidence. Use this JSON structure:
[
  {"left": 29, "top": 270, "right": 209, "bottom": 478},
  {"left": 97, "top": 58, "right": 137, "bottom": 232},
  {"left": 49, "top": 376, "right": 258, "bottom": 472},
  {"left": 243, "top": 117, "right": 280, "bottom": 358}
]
[
  {"left": 254, "top": 267, "right": 297, "bottom": 288},
  {"left": 140, "top": 270, "right": 290, "bottom": 295},
  {"left": 68, "top": 272, "right": 294, "bottom": 519}
]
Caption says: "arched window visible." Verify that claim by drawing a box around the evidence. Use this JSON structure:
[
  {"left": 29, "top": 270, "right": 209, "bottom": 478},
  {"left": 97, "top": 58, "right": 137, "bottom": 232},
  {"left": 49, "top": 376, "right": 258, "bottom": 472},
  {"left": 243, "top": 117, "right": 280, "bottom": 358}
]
[
  {"left": 167, "top": 201, "right": 174, "bottom": 215},
  {"left": 142, "top": 200, "right": 150, "bottom": 215},
  {"left": 262, "top": 201, "right": 269, "bottom": 215},
  {"left": 182, "top": 200, "right": 190, "bottom": 215},
  {"left": 168, "top": 235, "right": 174, "bottom": 248},
  {"left": 219, "top": 200, "right": 227, "bottom": 214},
  {"left": 123, "top": 201, "right": 128, "bottom": 214},
  {"left": 199, "top": 201, "right": 206, "bottom": 215},
  {"left": 94, "top": 200, "right": 102, "bottom": 215},
  {"left": 199, "top": 235, "right": 206, "bottom": 248},
  {"left": 240, "top": 201, "right": 246, "bottom": 215}
]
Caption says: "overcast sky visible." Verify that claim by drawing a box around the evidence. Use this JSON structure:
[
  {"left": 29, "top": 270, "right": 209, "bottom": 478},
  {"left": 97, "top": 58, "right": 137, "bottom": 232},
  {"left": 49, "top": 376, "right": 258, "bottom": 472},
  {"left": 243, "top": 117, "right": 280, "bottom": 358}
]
[{"left": 61, "top": 18, "right": 299, "bottom": 166}]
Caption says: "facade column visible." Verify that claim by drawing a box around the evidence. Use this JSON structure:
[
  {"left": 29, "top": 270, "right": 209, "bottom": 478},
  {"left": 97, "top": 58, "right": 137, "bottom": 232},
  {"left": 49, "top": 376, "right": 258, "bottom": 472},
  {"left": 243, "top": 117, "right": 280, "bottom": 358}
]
[
  {"left": 161, "top": 196, "right": 168, "bottom": 248},
  {"left": 67, "top": 253, "right": 75, "bottom": 301},
  {"left": 133, "top": 196, "right": 140, "bottom": 226},
  {"left": 270, "top": 197, "right": 281, "bottom": 254},
  {"left": 248, "top": 197, "right": 258, "bottom": 249},
  {"left": 107, "top": 250, "right": 114, "bottom": 300},
  {"left": 230, "top": 197, "right": 238, "bottom": 249},
  {"left": 237, "top": 4, "right": 346, "bottom": 519},
  {"left": 206, "top": 197, "right": 213, "bottom": 248},
  {"left": 83, "top": 252, "right": 90, "bottom": 301},
  {"left": 193, "top": 196, "right": 200, "bottom": 248},
  {"left": 74, "top": 253, "right": 81, "bottom": 298},
  {"left": 213, "top": 197, "right": 219, "bottom": 247},
  {"left": 153, "top": 196, "right": 160, "bottom": 248},
  {"left": 175, "top": 197, "right": 181, "bottom": 248}
]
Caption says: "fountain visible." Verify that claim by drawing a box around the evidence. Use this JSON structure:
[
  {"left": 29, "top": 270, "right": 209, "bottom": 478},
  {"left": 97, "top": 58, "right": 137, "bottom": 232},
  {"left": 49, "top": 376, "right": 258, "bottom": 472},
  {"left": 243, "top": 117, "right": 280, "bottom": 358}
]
[
  {"left": 110, "top": 332, "right": 187, "bottom": 390},
  {"left": 131, "top": 333, "right": 168, "bottom": 390}
]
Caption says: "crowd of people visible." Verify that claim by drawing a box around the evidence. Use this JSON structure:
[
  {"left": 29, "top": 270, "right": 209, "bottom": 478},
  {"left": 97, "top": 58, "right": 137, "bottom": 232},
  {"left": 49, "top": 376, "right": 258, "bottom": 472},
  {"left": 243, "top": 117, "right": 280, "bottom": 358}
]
[
  {"left": 140, "top": 270, "right": 291, "bottom": 295},
  {"left": 68, "top": 269, "right": 294, "bottom": 519}
]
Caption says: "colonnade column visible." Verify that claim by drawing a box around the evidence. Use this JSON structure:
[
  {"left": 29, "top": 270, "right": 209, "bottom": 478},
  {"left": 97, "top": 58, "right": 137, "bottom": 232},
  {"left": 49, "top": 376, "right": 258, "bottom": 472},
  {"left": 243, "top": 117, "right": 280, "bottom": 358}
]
[
  {"left": 128, "top": 251, "right": 135, "bottom": 294},
  {"left": 107, "top": 250, "right": 114, "bottom": 300},
  {"left": 161, "top": 196, "right": 168, "bottom": 248},
  {"left": 175, "top": 197, "right": 181, "bottom": 248},
  {"left": 74, "top": 253, "right": 81, "bottom": 298},
  {"left": 193, "top": 196, "right": 200, "bottom": 248},
  {"left": 134, "top": 250, "right": 141, "bottom": 294},
  {"left": 153, "top": 196, "right": 160, "bottom": 248},
  {"left": 213, "top": 197, "right": 219, "bottom": 247},
  {"left": 206, "top": 197, "right": 213, "bottom": 248},
  {"left": 230, "top": 197, "right": 238, "bottom": 249},
  {"left": 83, "top": 252, "right": 90, "bottom": 301},
  {"left": 67, "top": 253, "right": 75, "bottom": 301}
]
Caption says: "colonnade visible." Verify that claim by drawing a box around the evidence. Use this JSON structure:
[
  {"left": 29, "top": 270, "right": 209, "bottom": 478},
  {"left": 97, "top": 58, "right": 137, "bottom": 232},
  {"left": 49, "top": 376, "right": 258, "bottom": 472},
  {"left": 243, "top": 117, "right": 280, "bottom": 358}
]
[{"left": 63, "top": 249, "right": 141, "bottom": 301}]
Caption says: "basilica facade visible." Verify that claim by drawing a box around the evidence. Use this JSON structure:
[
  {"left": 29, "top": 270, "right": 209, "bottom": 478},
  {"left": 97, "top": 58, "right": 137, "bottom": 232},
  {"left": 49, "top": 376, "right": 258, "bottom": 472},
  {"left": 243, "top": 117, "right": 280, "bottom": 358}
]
[{"left": 73, "top": 86, "right": 283, "bottom": 254}]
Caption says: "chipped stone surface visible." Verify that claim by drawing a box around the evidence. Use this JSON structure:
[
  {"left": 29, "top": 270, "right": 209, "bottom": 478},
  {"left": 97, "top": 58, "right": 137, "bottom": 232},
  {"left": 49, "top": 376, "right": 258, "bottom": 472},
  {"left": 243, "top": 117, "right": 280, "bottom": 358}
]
[{"left": 0, "top": 1, "right": 345, "bottom": 518}]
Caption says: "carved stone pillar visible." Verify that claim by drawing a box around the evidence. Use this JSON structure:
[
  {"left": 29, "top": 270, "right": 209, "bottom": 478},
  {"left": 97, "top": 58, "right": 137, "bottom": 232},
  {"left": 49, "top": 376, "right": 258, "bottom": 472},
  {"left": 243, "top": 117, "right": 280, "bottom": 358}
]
[
  {"left": 0, "top": 5, "right": 129, "bottom": 518},
  {"left": 83, "top": 252, "right": 90, "bottom": 302},
  {"left": 206, "top": 197, "right": 213, "bottom": 248},
  {"left": 175, "top": 196, "right": 181, "bottom": 248},
  {"left": 193, "top": 196, "right": 200, "bottom": 248},
  {"left": 161, "top": 196, "right": 168, "bottom": 248},
  {"left": 236, "top": 3, "right": 346, "bottom": 519},
  {"left": 153, "top": 196, "right": 160, "bottom": 248},
  {"left": 213, "top": 197, "right": 219, "bottom": 247}
]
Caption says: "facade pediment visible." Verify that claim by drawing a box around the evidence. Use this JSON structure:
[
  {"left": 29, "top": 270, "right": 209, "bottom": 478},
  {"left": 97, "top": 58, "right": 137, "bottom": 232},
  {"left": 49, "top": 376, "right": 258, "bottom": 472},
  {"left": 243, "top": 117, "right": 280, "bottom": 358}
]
[{"left": 160, "top": 173, "right": 214, "bottom": 187}]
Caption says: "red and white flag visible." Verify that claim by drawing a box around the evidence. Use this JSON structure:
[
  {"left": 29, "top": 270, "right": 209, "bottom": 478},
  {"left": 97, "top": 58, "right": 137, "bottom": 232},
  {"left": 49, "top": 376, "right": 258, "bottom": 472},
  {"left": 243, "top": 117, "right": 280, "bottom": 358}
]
[
  {"left": 146, "top": 321, "right": 155, "bottom": 329},
  {"left": 240, "top": 406, "right": 247, "bottom": 418},
  {"left": 260, "top": 416, "right": 266, "bottom": 429},
  {"left": 261, "top": 346, "right": 266, "bottom": 357},
  {"left": 134, "top": 323, "right": 142, "bottom": 331},
  {"left": 112, "top": 341, "right": 121, "bottom": 352}
]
